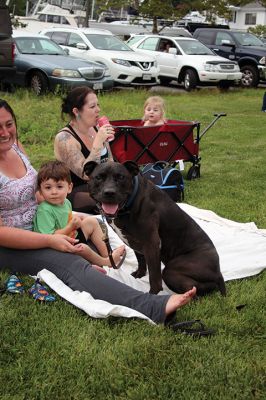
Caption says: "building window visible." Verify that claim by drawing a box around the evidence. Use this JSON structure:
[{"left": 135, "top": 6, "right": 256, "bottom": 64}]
[
  {"left": 245, "top": 13, "right": 256, "bottom": 25},
  {"left": 229, "top": 11, "right": 236, "bottom": 23}
]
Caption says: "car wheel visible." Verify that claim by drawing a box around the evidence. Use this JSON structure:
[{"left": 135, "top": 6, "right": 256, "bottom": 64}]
[
  {"left": 184, "top": 69, "right": 198, "bottom": 91},
  {"left": 240, "top": 65, "right": 259, "bottom": 88},
  {"left": 29, "top": 71, "right": 48, "bottom": 95}
]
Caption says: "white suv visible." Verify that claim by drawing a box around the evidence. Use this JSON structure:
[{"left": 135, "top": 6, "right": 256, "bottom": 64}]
[
  {"left": 127, "top": 35, "right": 242, "bottom": 90},
  {"left": 40, "top": 27, "right": 160, "bottom": 87}
]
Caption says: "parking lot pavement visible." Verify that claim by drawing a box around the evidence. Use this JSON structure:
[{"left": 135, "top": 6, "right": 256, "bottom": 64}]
[
  {"left": 150, "top": 84, "right": 188, "bottom": 93},
  {"left": 114, "top": 81, "right": 266, "bottom": 94},
  {"left": 150, "top": 82, "right": 266, "bottom": 93}
]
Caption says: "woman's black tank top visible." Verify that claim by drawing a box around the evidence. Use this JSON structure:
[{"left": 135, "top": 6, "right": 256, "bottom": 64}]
[{"left": 66, "top": 124, "right": 108, "bottom": 188}]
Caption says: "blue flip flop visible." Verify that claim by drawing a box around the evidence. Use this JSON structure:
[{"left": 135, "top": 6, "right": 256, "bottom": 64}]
[
  {"left": 6, "top": 275, "right": 25, "bottom": 294},
  {"left": 28, "top": 280, "right": 56, "bottom": 302}
]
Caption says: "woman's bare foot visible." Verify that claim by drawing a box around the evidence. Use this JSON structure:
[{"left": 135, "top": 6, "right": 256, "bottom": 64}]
[
  {"left": 105, "top": 245, "right": 126, "bottom": 268},
  {"left": 165, "top": 287, "right": 197, "bottom": 316}
]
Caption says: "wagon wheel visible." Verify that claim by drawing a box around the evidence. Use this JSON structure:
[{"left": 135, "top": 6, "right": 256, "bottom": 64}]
[{"left": 187, "top": 165, "right": 200, "bottom": 180}]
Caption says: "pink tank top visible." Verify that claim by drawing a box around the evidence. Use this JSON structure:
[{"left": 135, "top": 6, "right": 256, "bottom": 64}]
[{"left": 0, "top": 144, "right": 37, "bottom": 230}]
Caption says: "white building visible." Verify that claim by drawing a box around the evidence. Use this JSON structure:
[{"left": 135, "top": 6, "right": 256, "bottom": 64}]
[{"left": 229, "top": 1, "right": 266, "bottom": 30}]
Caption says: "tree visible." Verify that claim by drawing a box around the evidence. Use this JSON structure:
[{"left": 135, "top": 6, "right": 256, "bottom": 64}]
[
  {"left": 100, "top": 1, "right": 266, "bottom": 29},
  {"left": 184, "top": 1, "right": 266, "bottom": 23},
  {"left": 248, "top": 24, "right": 266, "bottom": 37},
  {"left": 96, "top": 0, "right": 197, "bottom": 32},
  {"left": 7, "top": 0, "right": 27, "bottom": 16}
]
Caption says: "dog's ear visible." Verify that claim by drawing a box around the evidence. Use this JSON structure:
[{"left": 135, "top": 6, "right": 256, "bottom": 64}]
[
  {"left": 123, "top": 161, "right": 139, "bottom": 177},
  {"left": 83, "top": 161, "right": 98, "bottom": 177}
]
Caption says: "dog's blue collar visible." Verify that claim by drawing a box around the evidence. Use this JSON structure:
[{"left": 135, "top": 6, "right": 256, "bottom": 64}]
[{"left": 124, "top": 175, "right": 139, "bottom": 209}]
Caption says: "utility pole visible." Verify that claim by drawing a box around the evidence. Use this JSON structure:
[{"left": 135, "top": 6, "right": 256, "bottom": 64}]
[
  {"left": 91, "top": 0, "right": 95, "bottom": 20},
  {"left": 85, "top": 0, "right": 89, "bottom": 27}
]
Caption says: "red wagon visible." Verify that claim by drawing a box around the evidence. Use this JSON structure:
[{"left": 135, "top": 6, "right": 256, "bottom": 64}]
[{"left": 110, "top": 113, "right": 226, "bottom": 179}]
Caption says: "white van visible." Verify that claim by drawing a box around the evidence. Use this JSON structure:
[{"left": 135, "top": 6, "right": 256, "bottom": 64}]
[{"left": 40, "top": 27, "right": 160, "bottom": 87}]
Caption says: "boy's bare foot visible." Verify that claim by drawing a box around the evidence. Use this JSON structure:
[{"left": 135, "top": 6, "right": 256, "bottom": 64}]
[
  {"left": 165, "top": 286, "right": 197, "bottom": 316},
  {"left": 105, "top": 245, "right": 126, "bottom": 268}
]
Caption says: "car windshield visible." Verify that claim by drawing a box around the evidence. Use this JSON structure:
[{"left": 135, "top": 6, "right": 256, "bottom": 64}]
[
  {"left": 127, "top": 35, "right": 144, "bottom": 46},
  {"left": 15, "top": 37, "right": 65, "bottom": 55},
  {"left": 85, "top": 34, "right": 133, "bottom": 51},
  {"left": 175, "top": 39, "right": 214, "bottom": 55},
  {"left": 233, "top": 32, "right": 265, "bottom": 46}
]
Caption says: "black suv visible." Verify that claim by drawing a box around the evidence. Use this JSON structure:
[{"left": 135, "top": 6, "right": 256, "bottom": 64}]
[
  {"left": 193, "top": 28, "right": 266, "bottom": 87},
  {"left": 0, "top": 5, "right": 15, "bottom": 83}
]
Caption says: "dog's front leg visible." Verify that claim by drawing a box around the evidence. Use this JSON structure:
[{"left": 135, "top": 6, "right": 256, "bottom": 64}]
[
  {"left": 144, "top": 235, "right": 163, "bottom": 294},
  {"left": 132, "top": 252, "right": 147, "bottom": 278}
]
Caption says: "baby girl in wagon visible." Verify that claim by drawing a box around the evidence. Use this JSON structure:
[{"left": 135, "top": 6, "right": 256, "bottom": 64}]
[{"left": 142, "top": 96, "right": 167, "bottom": 126}]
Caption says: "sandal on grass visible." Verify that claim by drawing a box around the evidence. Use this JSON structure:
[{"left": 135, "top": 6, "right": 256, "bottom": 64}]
[
  {"left": 6, "top": 275, "right": 25, "bottom": 294},
  {"left": 28, "top": 280, "right": 56, "bottom": 302},
  {"left": 169, "top": 319, "right": 216, "bottom": 337}
]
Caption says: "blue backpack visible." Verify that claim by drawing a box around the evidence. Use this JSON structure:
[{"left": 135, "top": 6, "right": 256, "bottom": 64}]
[{"left": 141, "top": 161, "right": 184, "bottom": 202}]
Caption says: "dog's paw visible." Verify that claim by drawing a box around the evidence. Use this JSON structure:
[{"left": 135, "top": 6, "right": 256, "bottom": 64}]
[
  {"left": 131, "top": 269, "right": 146, "bottom": 279},
  {"left": 149, "top": 286, "right": 163, "bottom": 295}
]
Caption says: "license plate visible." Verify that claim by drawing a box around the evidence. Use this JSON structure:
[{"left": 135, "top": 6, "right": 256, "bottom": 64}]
[
  {"left": 143, "top": 74, "right": 152, "bottom": 80},
  {"left": 93, "top": 82, "right": 103, "bottom": 90}
]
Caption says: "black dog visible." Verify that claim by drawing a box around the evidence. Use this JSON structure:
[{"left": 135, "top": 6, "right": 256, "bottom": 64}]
[{"left": 84, "top": 161, "right": 226, "bottom": 296}]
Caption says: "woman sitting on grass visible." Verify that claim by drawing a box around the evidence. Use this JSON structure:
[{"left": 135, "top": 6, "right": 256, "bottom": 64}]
[{"left": 0, "top": 98, "right": 196, "bottom": 323}]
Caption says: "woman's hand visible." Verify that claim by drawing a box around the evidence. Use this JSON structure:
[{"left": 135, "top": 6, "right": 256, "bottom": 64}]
[
  {"left": 94, "top": 124, "right": 115, "bottom": 146},
  {"left": 74, "top": 243, "right": 87, "bottom": 252},
  {"left": 47, "top": 234, "right": 79, "bottom": 253}
]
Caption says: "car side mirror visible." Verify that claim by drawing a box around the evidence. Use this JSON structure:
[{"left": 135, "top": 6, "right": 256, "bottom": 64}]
[
  {"left": 76, "top": 42, "right": 88, "bottom": 50},
  {"left": 168, "top": 47, "right": 177, "bottom": 55},
  {"left": 63, "top": 48, "right": 69, "bottom": 55}
]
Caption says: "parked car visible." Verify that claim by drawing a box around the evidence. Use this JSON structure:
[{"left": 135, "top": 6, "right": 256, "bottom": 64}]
[
  {"left": 0, "top": 5, "right": 16, "bottom": 83},
  {"left": 127, "top": 34, "right": 242, "bottom": 91},
  {"left": 193, "top": 28, "right": 266, "bottom": 87},
  {"left": 40, "top": 27, "right": 160, "bottom": 87},
  {"left": 2, "top": 32, "right": 114, "bottom": 95}
]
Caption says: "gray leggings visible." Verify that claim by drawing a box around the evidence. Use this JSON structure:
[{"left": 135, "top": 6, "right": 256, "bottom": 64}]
[{"left": 0, "top": 247, "right": 169, "bottom": 324}]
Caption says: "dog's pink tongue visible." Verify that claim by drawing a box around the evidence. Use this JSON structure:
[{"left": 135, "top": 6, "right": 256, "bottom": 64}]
[{"left": 101, "top": 203, "right": 118, "bottom": 215}]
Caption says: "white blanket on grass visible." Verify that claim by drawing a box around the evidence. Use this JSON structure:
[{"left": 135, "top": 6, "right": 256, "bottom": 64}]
[{"left": 38, "top": 204, "right": 266, "bottom": 323}]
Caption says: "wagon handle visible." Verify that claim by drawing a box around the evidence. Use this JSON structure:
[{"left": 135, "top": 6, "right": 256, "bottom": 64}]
[{"left": 198, "top": 113, "right": 227, "bottom": 142}]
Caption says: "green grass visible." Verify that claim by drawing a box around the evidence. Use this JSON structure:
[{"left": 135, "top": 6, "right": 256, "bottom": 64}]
[{"left": 0, "top": 88, "right": 266, "bottom": 400}]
